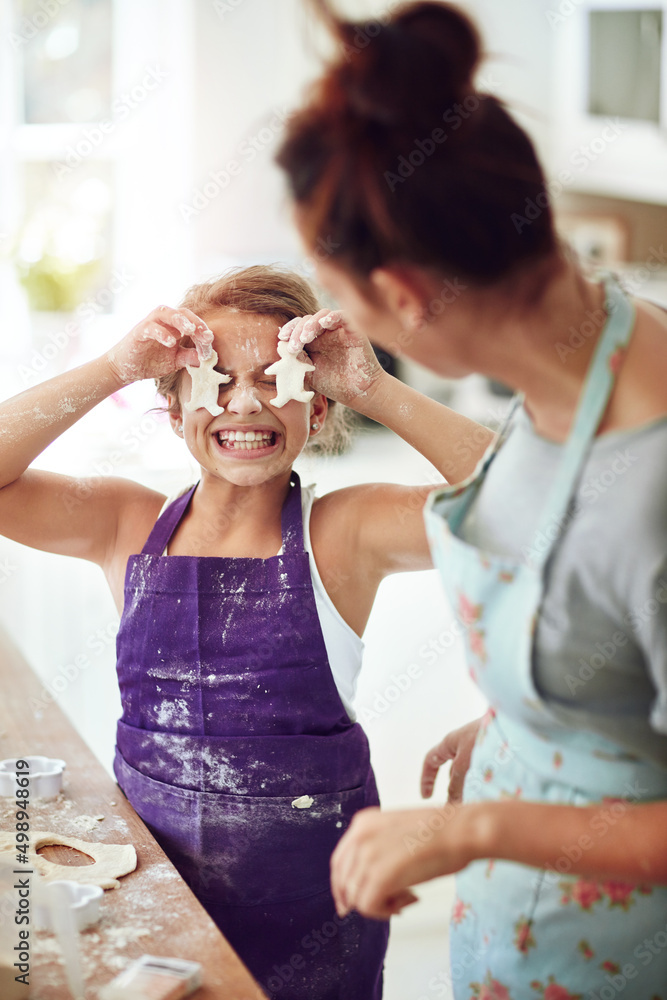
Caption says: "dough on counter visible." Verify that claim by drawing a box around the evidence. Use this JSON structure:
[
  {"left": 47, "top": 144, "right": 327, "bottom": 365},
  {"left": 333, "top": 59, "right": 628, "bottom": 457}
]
[
  {"left": 0, "top": 831, "right": 137, "bottom": 889},
  {"left": 264, "top": 342, "right": 315, "bottom": 408},
  {"left": 185, "top": 348, "right": 231, "bottom": 417}
]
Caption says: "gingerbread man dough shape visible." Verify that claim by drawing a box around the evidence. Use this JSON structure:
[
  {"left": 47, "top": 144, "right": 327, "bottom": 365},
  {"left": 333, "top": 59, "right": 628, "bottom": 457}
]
[
  {"left": 264, "top": 342, "right": 315, "bottom": 408},
  {"left": 185, "top": 347, "right": 231, "bottom": 417}
]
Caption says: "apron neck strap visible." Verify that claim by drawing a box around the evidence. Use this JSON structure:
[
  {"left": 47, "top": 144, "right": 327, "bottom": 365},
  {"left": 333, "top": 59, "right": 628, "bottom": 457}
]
[
  {"left": 141, "top": 485, "right": 197, "bottom": 555},
  {"left": 142, "top": 474, "right": 306, "bottom": 557},
  {"left": 281, "top": 472, "right": 305, "bottom": 555},
  {"left": 530, "top": 274, "right": 635, "bottom": 568}
]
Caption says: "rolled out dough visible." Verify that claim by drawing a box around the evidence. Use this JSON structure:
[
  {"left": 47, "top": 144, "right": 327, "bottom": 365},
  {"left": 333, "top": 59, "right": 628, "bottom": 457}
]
[
  {"left": 0, "top": 832, "right": 137, "bottom": 890},
  {"left": 264, "top": 342, "right": 315, "bottom": 408}
]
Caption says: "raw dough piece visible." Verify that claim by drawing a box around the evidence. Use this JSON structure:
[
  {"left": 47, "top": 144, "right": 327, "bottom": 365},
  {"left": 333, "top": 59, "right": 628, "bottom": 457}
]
[
  {"left": 291, "top": 795, "right": 314, "bottom": 809},
  {"left": 264, "top": 342, "right": 315, "bottom": 408},
  {"left": 0, "top": 831, "right": 137, "bottom": 889},
  {"left": 185, "top": 347, "right": 231, "bottom": 417}
]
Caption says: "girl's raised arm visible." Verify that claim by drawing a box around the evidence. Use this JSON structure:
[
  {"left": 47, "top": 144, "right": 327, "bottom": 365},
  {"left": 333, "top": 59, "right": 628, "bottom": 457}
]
[{"left": 0, "top": 307, "right": 212, "bottom": 567}]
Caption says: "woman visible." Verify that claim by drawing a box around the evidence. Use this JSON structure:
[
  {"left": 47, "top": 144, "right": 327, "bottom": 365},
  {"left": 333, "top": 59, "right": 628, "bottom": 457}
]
[{"left": 275, "top": 2, "right": 667, "bottom": 997}]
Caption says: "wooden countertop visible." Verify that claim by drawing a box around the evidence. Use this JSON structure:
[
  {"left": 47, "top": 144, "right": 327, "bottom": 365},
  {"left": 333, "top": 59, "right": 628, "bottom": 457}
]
[{"left": 0, "top": 625, "right": 267, "bottom": 1000}]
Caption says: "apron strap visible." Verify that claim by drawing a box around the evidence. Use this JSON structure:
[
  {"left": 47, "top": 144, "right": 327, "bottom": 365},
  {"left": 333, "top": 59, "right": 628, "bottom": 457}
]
[
  {"left": 141, "top": 485, "right": 197, "bottom": 555},
  {"left": 281, "top": 472, "right": 306, "bottom": 554},
  {"left": 530, "top": 274, "right": 635, "bottom": 569},
  {"left": 142, "top": 475, "right": 306, "bottom": 557}
]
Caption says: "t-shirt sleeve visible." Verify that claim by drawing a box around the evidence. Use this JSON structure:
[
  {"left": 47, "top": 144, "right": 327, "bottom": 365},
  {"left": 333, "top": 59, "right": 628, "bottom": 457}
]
[{"left": 634, "top": 557, "right": 667, "bottom": 735}]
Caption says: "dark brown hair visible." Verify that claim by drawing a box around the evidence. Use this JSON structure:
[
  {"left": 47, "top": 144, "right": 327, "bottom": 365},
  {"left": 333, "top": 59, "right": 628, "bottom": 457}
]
[
  {"left": 276, "top": 1, "right": 558, "bottom": 285},
  {"left": 155, "top": 264, "right": 354, "bottom": 454}
]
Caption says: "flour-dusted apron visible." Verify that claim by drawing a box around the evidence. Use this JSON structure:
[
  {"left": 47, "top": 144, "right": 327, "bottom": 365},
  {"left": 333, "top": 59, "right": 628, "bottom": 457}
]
[
  {"left": 424, "top": 276, "right": 667, "bottom": 999},
  {"left": 113, "top": 473, "right": 388, "bottom": 1000}
]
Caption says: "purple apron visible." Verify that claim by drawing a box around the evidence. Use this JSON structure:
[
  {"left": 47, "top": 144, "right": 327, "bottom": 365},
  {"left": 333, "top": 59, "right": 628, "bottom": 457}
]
[{"left": 113, "top": 474, "right": 388, "bottom": 999}]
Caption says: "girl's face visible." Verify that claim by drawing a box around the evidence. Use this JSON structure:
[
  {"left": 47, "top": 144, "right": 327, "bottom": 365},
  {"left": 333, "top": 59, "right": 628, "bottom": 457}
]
[{"left": 172, "top": 308, "right": 327, "bottom": 488}]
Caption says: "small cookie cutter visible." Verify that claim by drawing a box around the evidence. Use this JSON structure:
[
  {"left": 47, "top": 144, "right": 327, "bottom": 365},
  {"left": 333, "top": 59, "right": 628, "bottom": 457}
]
[
  {"left": 34, "top": 880, "right": 104, "bottom": 932},
  {"left": 0, "top": 756, "right": 66, "bottom": 799}
]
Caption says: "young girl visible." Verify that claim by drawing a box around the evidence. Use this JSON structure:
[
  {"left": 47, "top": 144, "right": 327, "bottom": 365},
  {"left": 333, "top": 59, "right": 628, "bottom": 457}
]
[{"left": 0, "top": 264, "right": 492, "bottom": 999}]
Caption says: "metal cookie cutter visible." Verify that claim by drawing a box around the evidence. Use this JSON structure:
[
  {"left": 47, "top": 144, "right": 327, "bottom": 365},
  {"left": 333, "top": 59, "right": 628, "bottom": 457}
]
[
  {"left": 34, "top": 880, "right": 104, "bottom": 932},
  {"left": 0, "top": 756, "right": 66, "bottom": 799}
]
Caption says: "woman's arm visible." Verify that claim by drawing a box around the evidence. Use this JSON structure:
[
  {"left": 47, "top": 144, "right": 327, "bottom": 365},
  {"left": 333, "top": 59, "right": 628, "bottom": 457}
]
[
  {"left": 0, "top": 307, "right": 212, "bottom": 565},
  {"left": 330, "top": 797, "right": 667, "bottom": 920}
]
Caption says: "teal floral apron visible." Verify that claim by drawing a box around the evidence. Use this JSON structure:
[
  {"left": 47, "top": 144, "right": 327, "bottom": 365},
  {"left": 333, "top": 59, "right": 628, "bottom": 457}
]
[{"left": 424, "top": 276, "right": 667, "bottom": 1000}]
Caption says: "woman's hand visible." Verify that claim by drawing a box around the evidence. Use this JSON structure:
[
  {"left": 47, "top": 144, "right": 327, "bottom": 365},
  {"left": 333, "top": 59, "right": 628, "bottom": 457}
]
[
  {"left": 330, "top": 804, "right": 475, "bottom": 920},
  {"left": 106, "top": 306, "right": 214, "bottom": 386},
  {"left": 421, "top": 717, "right": 483, "bottom": 804},
  {"left": 278, "top": 308, "right": 384, "bottom": 407}
]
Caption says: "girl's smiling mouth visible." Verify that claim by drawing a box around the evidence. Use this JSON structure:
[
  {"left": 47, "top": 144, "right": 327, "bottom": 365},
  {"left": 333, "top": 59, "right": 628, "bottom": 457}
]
[{"left": 213, "top": 426, "right": 280, "bottom": 458}]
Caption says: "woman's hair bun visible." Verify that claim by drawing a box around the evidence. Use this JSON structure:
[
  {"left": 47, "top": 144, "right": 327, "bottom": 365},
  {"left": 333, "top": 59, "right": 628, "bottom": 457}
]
[
  {"left": 392, "top": 2, "right": 481, "bottom": 94},
  {"left": 314, "top": 1, "right": 482, "bottom": 129}
]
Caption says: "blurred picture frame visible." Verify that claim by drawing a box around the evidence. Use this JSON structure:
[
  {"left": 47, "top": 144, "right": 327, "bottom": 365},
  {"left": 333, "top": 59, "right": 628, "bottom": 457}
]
[{"left": 555, "top": 211, "right": 631, "bottom": 267}]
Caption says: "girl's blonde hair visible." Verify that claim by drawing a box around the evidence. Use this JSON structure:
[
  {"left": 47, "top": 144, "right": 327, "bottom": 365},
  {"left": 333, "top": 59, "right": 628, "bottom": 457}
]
[{"left": 155, "top": 264, "right": 354, "bottom": 455}]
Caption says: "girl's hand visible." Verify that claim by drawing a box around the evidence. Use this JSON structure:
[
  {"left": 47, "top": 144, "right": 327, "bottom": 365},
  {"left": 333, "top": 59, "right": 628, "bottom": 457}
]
[
  {"left": 278, "top": 309, "right": 384, "bottom": 407},
  {"left": 106, "top": 306, "right": 214, "bottom": 386},
  {"left": 330, "top": 804, "right": 473, "bottom": 920},
  {"left": 421, "top": 718, "right": 483, "bottom": 804}
]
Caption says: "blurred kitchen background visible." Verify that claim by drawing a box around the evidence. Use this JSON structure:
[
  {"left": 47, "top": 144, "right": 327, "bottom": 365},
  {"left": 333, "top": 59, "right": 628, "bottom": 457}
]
[{"left": 1, "top": 1, "right": 667, "bottom": 996}]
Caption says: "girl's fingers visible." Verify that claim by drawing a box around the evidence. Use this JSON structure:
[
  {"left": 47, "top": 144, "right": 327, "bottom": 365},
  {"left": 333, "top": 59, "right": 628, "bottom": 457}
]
[
  {"left": 318, "top": 309, "right": 344, "bottom": 331},
  {"left": 278, "top": 317, "right": 302, "bottom": 341},
  {"left": 138, "top": 323, "right": 177, "bottom": 349},
  {"left": 331, "top": 841, "right": 355, "bottom": 916},
  {"left": 148, "top": 306, "right": 214, "bottom": 345},
  {"left": 385, "top": 889, "right": 419, "bottom": 917},
  {"left": 175, "top": 347, "right": 200, "bottom": 369},
  {"left": 420, "top": 741, "right": 453, "bottom": 798},
  {"left": 279, "top": 309, "right": 347, "bottom": 353}
]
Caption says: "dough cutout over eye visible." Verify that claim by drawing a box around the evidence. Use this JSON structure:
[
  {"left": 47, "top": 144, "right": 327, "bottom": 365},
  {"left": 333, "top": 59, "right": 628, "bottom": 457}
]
[
  {"left": 185, "top": 347, "right": 232, "bottom": 416},
  {"left": 264, "top": 341, "right": 315, "bottom": 408}
]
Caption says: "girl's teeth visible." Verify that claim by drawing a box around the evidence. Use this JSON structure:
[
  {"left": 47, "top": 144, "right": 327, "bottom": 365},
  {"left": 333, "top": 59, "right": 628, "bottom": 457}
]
[{"left": 217, "top": 430, "right": 274, "bottom": 450}]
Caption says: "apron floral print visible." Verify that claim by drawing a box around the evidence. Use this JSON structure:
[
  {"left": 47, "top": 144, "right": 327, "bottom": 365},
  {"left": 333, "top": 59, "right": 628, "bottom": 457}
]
[{"left": 424, "top": 276, "right": 667, "bottom": 999}]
